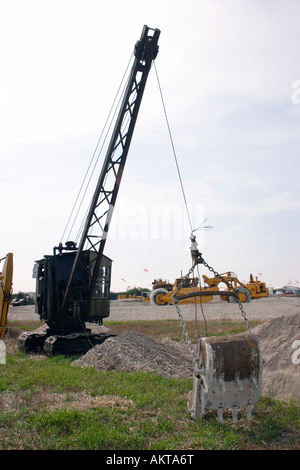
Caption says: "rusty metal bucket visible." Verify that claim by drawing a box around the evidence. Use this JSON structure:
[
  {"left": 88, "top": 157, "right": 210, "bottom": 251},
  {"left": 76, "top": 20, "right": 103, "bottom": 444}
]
[{"left": 188, "top": 331, "right": 262, "bottom": 422}]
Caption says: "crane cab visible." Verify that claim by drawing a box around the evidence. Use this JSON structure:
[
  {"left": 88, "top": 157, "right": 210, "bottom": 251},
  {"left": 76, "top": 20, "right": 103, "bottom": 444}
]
[{"left": 33, "top": 247, "right": 112, "bottom": 334}]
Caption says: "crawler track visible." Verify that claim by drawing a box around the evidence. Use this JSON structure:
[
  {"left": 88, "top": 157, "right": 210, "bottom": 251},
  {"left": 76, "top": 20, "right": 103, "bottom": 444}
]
[{"left": 18, "top": 330, "right": 115, "bottom": 355}]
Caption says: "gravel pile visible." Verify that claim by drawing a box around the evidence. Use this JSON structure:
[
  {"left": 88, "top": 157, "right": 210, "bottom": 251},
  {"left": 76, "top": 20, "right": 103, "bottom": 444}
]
[{"left": 73, "top": 331, "right": 194, "bottom": 378}]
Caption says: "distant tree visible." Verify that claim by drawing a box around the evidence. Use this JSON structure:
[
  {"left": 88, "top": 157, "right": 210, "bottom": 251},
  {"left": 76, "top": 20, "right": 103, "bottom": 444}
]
[
  {"left": 109, "top": 287, "right": 150, "bottom": 300},
  {"left": 125, "top": 286, "right": 150, "bottom": 296}
]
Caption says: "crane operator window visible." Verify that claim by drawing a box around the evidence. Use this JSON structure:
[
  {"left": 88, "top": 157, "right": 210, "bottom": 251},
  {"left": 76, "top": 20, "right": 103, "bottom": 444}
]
[{"left": 93, "top": 266, "right": 110, "bottom": 299}]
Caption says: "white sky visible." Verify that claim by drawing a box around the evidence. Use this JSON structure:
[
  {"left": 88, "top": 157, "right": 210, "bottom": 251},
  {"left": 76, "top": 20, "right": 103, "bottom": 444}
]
[{"left": 1, "top": 0, "right": 299, "bottom": 294}]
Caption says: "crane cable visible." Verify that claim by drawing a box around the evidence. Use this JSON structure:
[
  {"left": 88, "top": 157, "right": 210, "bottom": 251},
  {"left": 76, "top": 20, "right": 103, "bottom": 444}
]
[
  {"left": 154, "top": 63, "right": 207, "bottom": 343},
  {"left": 153, "top": 63, "right": 194, "bottom": 235}
]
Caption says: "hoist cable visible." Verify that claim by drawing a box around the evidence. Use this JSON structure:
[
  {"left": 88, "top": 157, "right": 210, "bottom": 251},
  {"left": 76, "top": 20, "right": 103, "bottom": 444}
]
[
  {"left": 154, "top": 63, "right": 194, "bottom": 234},
  {"left": 60, "top": 53, "right": 134, "bottom": 245},
  {"left": 154, "top": 63, "right": 211, "bottom": 350}
]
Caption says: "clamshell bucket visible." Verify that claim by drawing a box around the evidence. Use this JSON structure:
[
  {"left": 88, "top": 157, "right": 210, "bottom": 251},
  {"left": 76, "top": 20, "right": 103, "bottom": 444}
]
[{"left": 188, "top": 332, "right": 262, "bottom": 423}]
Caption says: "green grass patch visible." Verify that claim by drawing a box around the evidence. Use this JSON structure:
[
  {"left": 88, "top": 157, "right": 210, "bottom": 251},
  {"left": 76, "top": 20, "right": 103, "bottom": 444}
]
[
  {"left": 1, "top": 318, "right": 299, "bottom": 450},
  {"left": 103, "top": 318, "right": 261, "bottom": 343},
  {"left": 7, "top": 320, "right": 42, "bottom": 331}
]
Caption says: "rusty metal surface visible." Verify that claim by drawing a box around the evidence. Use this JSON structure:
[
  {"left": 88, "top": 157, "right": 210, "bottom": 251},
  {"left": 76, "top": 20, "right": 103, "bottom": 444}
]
[
  {"left": 199, "top": 332, "right": 261, "bottom": 381},
  {"left": 189, "top": 331, "right": 263, "bottom": 422}
]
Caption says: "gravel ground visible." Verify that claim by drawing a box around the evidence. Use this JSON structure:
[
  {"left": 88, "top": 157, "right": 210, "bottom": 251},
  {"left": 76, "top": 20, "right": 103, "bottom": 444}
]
[
  {"left": 8, "top": 295, "right": 300, "bottom": 323},
  {"left": 107, "top": 296, "right": 300, "bottom": 322}
]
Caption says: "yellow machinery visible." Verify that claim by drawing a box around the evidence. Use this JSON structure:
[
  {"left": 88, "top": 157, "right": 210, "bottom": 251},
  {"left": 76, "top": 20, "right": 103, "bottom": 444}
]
[
  {"left": 246, "top": 274, "right": 269, "bottom": 299},
  {"left": 150, "top": 272, "right": 268, "bottom": 306},
  {"left": 202, "top": 272, "right": 269, "bottom": 302},
  {"left": 152, "top": 278, "right": 173, "bottom": 291},
  {"left": 150, "top": 276, "right": 230, "bottom": 306},
  {"left": 117, "top": 293, "right": 150, "bottom": 302},
  {"left": 0, "top": 253, "right": 13, "bottom": 339}
]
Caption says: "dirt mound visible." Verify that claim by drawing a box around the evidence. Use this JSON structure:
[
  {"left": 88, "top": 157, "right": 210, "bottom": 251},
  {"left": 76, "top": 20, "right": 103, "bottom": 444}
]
[
  {"left": 2, "top": 326, "right": 24, "bottom": 355},
  {"left": 253, "top": 312, "right": 300, "bottom": 400},
  {"left": 73, "top": 331, "right": 194, "bottom": 378}
]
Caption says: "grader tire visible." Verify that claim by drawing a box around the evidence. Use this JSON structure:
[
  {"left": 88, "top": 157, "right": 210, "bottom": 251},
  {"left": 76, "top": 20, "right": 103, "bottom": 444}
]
[
  {"left": 150, "top": 288, "right": 169, "bottom": 306},
  {"left": 229, "top": 286, "right": 251, "bottom": 303}
]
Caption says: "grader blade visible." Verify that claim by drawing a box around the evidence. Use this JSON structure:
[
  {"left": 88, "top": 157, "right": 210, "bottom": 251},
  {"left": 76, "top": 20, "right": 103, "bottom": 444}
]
[{"left": 188, "top": 332, "right": 262, "bottom": 423}]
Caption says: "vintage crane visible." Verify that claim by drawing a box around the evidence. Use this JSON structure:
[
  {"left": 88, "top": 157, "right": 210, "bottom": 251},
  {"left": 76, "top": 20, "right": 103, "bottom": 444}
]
[
  {"left": 17, "top": 25, "right": 262, "bottom": 423},
  {"left": 18, "top": 25, "right": 160, "bottom": 355}
]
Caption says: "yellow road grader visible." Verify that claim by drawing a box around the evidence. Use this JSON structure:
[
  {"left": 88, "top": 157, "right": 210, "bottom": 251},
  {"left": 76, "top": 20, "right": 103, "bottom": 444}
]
[
  {"left": 150, "top": 276, "right": 215, "bottom": 305},
  {"left": 202, "top": 272, "right": 269, "bottom": 302},
  {"left": 150, "top": 272, "right": 268, "bottom": 306}
]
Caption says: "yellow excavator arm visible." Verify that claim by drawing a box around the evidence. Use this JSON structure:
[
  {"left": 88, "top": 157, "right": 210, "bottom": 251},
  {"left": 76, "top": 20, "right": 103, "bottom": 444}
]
[{"left": 0, "top": 253, "right": 13, "bottom": 339}]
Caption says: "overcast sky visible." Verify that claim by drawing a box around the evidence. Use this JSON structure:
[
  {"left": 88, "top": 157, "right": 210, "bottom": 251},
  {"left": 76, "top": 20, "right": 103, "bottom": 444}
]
[{"left": 1, "top": 0, "right": 299, "bottom": 294}]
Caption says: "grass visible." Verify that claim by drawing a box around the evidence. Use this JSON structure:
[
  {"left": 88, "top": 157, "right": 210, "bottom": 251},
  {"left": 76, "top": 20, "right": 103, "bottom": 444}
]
[
  {"left": 0, "top": 319, "right": 299, "bottom": 450},
  {"left": 102, "top": 318, "right": 262, "bottom": 341}
]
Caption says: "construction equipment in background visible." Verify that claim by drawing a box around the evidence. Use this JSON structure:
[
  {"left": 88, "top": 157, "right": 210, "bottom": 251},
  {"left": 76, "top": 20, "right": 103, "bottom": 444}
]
[
  {"left": 150, "top": 271, "right": 269, "bottom": 306},
  {"left": 0, "top": 253, "right": 13, "bottom": 339},
  {"left": 117, "top": 292, "right": 150, "bottom": 301},
  {"left": 150, "top": 274, "right": 255, "bottom": 306},
  {"left": 18, "top": 25, "right": 160, "bottom": 355},
  {"left": 150, "top": 276, "right": 215, "bottom": 305},
  {"left": 152, "top": 278, "right": 173, "bottom": 291},
  {"left": 202, "top": 272, "right": 269, "bottom": 302},
  {"left": 247, "top": 274, "right": 269, "bottom": 298}
]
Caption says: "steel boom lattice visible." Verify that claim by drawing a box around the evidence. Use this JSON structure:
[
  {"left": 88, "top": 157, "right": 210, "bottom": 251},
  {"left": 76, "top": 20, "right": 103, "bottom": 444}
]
[{"left": 62, "top": 25, "right": 160, "bottom": 308}]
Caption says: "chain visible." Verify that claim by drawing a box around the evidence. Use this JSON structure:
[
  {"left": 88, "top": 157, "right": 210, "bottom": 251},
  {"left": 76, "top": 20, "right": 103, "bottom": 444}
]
[
  {"left": 171, "top": 263, "right": 202, "bottom": 374},
  {"left": 172, "top": 250, "right": 252, "bottom": 374},
  {"left": 200, "top": 258, "right": 252, "bottom": 332}
]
